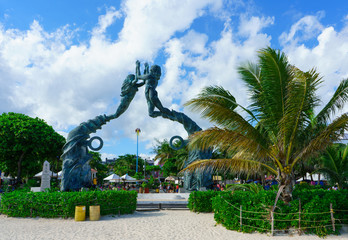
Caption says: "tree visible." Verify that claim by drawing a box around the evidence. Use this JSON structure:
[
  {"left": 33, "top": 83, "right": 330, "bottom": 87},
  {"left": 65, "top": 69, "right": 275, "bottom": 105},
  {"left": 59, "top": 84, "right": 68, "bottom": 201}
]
[
  {"left": 315, "top": 144, "right": 348, "bottom": 189},
  {"left": 161, "top": 158, "right": 179, "bottom": 177},
  {"left": 89, "top": 151, "right": 109, "bottom": 184},
  {"left": 0, "top": 112, "right": 66, "bottom": 183},
  {"left": 152, "top": 138, "right": 188, "bottom": 170},
  {"left": 184, "top": 47, "right": 348, "bottom": 203},
  {"left": 152, "top": 139, "right": 176, "bottom": 165},
  {"left": 113, "top": 154, "right": 145, "bottom": 177}
]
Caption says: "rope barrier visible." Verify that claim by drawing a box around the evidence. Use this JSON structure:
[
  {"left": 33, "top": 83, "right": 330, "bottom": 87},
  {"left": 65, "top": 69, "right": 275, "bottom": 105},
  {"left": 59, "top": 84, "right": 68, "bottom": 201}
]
[{"left": 219, "top": 195, "right": 347, "bottom": 236}]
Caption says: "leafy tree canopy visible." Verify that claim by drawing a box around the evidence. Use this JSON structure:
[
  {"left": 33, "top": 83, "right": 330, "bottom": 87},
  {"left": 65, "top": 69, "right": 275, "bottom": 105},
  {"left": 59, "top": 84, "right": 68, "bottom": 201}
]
[
  {"left": 0, "top": 112, "right": 66, "bottom": 183},
  {"left": 113, "top": 154, "right": 146, "bottom": 177}
]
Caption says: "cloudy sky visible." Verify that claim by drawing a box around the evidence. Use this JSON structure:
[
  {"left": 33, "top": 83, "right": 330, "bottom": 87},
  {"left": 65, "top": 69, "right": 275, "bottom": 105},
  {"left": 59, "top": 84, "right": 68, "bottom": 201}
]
[{"left": 1, "top": 0, "right": 347, "bottom": 160}]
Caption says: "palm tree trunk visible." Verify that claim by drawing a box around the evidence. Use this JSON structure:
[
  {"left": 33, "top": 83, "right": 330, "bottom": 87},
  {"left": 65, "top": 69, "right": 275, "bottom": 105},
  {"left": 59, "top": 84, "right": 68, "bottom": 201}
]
[{"left": 279, "top": 172, "right": 294, "bottom": 204}]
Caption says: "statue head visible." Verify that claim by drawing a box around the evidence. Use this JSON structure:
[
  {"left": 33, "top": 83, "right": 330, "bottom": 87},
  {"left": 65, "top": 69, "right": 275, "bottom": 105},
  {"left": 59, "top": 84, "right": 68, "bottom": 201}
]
[{"left": 150, "top": 65, "right": 161, "bottom": 79}]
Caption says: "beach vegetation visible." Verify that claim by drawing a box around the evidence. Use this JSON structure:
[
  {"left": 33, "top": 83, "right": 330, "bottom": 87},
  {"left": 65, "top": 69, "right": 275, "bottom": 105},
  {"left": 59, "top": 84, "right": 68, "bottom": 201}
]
[{"left": 183, "top": 47, "right": 348, "bottom": 203}]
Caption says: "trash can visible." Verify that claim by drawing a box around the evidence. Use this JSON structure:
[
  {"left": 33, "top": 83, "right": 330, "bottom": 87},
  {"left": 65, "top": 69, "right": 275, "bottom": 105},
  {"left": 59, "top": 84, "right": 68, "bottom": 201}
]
[
  {"left": 89, "top": 205, "right": 100, "bottom": 221},
  {"left": 75, "top": 206, "right": 86, "bottom": 221}
]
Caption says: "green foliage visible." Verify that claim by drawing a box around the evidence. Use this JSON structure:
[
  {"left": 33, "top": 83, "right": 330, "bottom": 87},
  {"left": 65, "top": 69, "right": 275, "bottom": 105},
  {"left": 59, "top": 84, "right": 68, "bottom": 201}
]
[
  {"left": 113, "top": 154, "right": 145, "bottom": 177},
  {"left": 211, "top": 189, "right": 348, "bottom": 237},
  {"left": 188, "top": 190, "right": 220, "bottom": 212},
  {"left": 315, "top": 144, "right": 348, "bottom": 189},
  {"left": 89, "top": 151, "right": 109, "bottom": 184},
  {"left": 148, "top": 176, "right": 159, "bottom": 189},
  {"left": 152, "top": 138, "right": 188, "bottom": 170},
  {"left": 133, "top": 172, "right": 144, "bottom": 180},
  {"left": 0, "top": 112, "right": 66, "bottom": 182},
  {"left": 0, "top": 190, "right": 137, "bottom": 218},
  {"left": 161, "top": 158, "right": 179, "bottom": 177},
  {"left": 184, "top": 48, "right": 348, "bottom": 202},
  {"left": 227, "top": 183, "right": 264, "bottom": 194}
]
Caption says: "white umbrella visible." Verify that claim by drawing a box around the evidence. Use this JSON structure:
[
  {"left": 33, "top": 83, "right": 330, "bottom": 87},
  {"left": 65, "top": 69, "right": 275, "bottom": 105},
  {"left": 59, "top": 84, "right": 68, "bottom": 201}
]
[
  {"left": 120, "top": 174, "right": 137, "bottom": 182},
  {"left": 104, "top": 173, "right": 121, "bottom": 181}
]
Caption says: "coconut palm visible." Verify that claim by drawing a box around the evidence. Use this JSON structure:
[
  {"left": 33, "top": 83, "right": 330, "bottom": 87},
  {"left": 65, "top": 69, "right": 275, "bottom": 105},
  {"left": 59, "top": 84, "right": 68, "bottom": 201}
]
[
  {"left": 183, "top": 47, "right": 348, "bottom": 203},
  {"left": 152, "top": 139, "right": 176, "bottom": 165},
  {"left": 315, "top": 144, "right": 348, "bottom": 189}
]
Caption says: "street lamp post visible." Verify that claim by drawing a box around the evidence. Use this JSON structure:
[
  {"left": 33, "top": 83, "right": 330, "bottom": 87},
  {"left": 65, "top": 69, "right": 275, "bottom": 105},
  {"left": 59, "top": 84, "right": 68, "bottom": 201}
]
[{"left": 135, "top": 128, "right": 141, "bottom": 173}]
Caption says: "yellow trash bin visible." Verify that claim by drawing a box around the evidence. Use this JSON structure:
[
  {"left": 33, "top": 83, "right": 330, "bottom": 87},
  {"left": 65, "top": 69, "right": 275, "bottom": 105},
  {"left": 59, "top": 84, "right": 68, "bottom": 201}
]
[
  {"left": 89, "top": 205, "right": 100, "bottom": 221},
  {"left": 75, "top": 206, "right": 86, "bottom": 221}
]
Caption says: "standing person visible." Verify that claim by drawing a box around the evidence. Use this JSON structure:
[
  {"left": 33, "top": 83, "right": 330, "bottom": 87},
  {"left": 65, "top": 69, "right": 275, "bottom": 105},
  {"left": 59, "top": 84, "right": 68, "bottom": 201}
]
[{"left": 176, "top": 184, "right": 179, "bottom": 193}]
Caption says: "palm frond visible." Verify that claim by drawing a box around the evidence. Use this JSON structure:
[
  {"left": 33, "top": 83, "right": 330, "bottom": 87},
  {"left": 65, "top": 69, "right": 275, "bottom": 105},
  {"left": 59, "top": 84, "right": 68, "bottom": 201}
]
[
  {"left": 185, "top": 85, "right": 258, "bottom": 128},
  {"left": 293, "top": 113, "right": 348, "bottom": 167},
  {"left": 256, "top": 47, "right": 292, "bottom": 131},
  {"left": 181, "top": 158, "right": 277, "bottom": 175},
  {"left": 316, "top": 78, "right": 348, "bottom": 125},
  {"left": 188, "top": 127, "right": 274, "bottom": 162},
  {"left": 281, "top": 68, "right": 322, "bottom": 164}
]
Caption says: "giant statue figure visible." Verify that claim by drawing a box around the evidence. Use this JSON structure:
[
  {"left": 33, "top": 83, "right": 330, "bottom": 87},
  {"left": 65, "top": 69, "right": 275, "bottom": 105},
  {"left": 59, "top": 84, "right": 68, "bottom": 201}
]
[
  {"left": 136, "top": 61, "right": 213, "bottom": 191},
  {"left": 61, "top": 60, "right": 212, "bottom": 191},
  {"left": 60, "top": 73, "right": 144, "bottom": 191}
]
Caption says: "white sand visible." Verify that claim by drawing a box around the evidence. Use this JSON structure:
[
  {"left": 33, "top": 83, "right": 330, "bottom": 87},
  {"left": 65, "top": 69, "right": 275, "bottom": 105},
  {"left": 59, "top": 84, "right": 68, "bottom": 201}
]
[{"left": 0, "top": 210, "right": 347, "bottom": 240}]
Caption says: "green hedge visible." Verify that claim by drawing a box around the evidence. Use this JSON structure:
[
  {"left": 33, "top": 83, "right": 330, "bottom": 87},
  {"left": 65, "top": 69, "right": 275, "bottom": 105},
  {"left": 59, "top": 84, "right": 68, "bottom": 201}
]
[
  {"left": 212, "top": 189, "right": 348, "bottom": 237},
  {"left": 188, "top": 190, "right": 220, "bottom": 212},
  {"left": 0, "top": 190, "right": 137, "bottom": 218}
]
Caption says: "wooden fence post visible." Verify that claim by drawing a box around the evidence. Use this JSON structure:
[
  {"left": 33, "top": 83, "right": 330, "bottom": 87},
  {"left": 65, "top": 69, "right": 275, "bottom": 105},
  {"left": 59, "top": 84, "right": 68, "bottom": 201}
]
[
  {"left": 330, "top": 203, "right": 335, "bottom": 231},
  {"left": 271, "top": 210, "right": 274, "bottom": 236},
  {"left": 298, "top": 198, "right": 301, "bottom": 235},
  {"left": 240, "top": 205, "right": 242, "bottom": 232}
]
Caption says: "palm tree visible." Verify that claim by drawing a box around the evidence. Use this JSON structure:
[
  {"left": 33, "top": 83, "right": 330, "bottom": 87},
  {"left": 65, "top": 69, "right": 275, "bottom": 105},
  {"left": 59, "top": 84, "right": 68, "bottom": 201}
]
[
  {"left": 315, "top": 144, "right": 348, "bottom": 189},
  {"left": 183, "top": 47, "right": 348, "bottom": 203},
  {"left": 152, "top": 139, "right": 176, "bottom": 165}
]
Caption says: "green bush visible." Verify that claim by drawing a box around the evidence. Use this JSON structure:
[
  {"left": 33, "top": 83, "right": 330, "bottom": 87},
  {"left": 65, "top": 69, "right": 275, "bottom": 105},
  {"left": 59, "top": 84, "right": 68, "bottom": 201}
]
[
  {"left": 188, "top": 190, "right": 220, "bottom": 212},
  {"left": 0, "top": 190, "right": 137, "bottom": 218},
  {"left": 212, "top": 189, "right": 348, "bottom": 237}
]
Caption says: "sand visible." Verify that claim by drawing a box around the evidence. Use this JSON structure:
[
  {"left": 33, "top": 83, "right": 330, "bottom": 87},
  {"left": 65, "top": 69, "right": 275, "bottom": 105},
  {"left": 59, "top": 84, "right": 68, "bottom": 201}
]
[{"left": 0, "top": 210, "right": 347, "bottom": 240}]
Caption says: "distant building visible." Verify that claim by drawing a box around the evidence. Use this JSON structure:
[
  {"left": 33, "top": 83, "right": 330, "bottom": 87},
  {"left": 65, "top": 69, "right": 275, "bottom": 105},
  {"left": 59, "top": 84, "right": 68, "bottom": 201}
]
[{"left": 104, "top": 158, "right": 116, "bottom": 165}]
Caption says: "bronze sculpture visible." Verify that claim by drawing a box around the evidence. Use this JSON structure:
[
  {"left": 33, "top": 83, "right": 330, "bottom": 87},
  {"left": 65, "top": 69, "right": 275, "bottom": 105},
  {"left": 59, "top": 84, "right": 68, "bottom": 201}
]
[{"left": 60, "top": 60, "right": 212, "bottom": 191}]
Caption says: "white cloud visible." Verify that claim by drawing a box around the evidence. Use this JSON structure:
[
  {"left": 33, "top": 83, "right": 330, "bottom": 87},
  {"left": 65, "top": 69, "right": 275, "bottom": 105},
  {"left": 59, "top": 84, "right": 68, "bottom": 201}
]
[
  {"left": 280, "top": 15, "right": 348, "bottom": 116},
  {"left": 279, "top": 14, "right": 324, "bottom": 46},
  {"left": 1, "top": 1, "right": 346, "bottom": 157}
]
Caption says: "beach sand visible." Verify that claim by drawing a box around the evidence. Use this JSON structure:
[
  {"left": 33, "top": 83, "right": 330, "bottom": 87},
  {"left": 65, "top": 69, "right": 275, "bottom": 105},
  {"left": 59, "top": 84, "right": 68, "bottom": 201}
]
[{"left": 0, "top": 210, "right": 347, "bottom": 240}]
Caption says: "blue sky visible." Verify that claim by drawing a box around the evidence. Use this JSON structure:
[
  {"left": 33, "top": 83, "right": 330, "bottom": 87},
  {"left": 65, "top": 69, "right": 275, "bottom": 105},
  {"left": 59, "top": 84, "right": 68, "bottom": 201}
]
[{"left": 0, "top": 0, "right": 347, "bottom": 160}]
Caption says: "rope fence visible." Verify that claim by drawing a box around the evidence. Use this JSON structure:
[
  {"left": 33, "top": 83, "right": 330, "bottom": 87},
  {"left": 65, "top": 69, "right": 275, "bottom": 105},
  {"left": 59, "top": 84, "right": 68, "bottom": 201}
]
[{"left": 220, "top": 196, "right": 347, "bottom": 236}]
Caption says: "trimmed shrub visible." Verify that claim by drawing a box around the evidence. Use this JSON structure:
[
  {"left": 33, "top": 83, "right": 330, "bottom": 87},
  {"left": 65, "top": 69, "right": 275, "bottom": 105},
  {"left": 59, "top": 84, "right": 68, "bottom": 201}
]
[
  {"left": 212, "top": 189, "right": 348, "bottom": 237},
  {"left": 188, "top": 190, "right": 220, "bottom": 212},
  {"left": 0, "top": 190, "right": 137, "bottom": 218}
]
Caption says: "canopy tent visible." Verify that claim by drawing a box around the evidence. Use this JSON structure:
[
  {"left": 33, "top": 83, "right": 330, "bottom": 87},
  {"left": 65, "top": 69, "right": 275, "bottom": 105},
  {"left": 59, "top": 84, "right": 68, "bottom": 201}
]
[
  {"left": 34, "top": 171, "right": 58, "bottom": 178},
  {"left": 297, "top": 173, "right": 327, "bottom": 182},
  {"left": 104, "top": 173, "right": 121, "bottom": 182},
  {"left": 165, "top": 176, "right": 176, "bottom": 182},
  {"left": 120, "top": 174, "right": 137, "bottom": 182}
]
